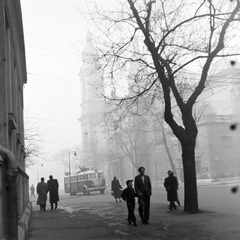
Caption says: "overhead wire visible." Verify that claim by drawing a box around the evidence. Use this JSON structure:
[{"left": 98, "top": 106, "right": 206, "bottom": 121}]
[
  {"left": 29, "top": 81, "right": 79, "bottom": 120},
  {"left": 27, "top": 72, "right": 80, "bottom": 84},
  {"left": 26, "top": 51, "right": 80, "bottom": 62},
  {"left": 26, "top": 116, "right": 79, "bottom": 124},
  {"left": 25, "top": 44, "right": 81, "bottom": 55}
]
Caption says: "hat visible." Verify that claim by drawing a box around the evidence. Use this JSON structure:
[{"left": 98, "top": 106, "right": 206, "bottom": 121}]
[
  {"left": 138, "top": 166, "right": 145, "bottom": 172},
  {"left": 49, "top": 175, "right": 53, "bottom": 179},
  {"left": 126, "top": 180, "right": 133, "bottom": 185},
  {"left": 167, "top": 170, "right": 172, "bottom": 174}
]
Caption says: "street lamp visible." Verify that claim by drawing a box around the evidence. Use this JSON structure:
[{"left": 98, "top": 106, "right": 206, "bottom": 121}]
[
  {"left": 68, "top": 151, "right": 77, "bottom": 195},
  {"left": 37, "top": 163, "right": 43, "bottom": 183}
]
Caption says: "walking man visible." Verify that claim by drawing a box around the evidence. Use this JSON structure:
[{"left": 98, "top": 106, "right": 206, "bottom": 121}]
[
  {"left": 47, "top": 175, "right": 59, "bottom": 210},
  {"left": 134, "top": 166, "right": 152, "bottom": 224},
  {"left": 164, "top": 170, "right": 179, "bottom": 211},
  {"left": 37, "top": 177, "right": 48, "bottom": 211},
  {"left": 30, "top": 184, "right": 35, "bottom": 197}
]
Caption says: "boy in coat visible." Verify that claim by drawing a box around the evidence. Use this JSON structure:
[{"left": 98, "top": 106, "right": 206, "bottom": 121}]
[{"left": 121, "top": 180, "right": 138, "bottom": 226}]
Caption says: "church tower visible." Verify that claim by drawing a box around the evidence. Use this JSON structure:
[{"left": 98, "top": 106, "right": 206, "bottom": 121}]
[{"left": 79, "top": 33, "right": 104, "bottom": 167}]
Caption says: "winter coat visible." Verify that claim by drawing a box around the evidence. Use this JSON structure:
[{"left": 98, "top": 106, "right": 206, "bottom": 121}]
[
  {"left": 111, "top": 179, "right": 122, "bottom": 198},
  {"left": 134, "top": 174, "right": 152, "bottom": 197},
  {"left": 36, "top": 181, "right": 48, "bottom": 205},
  {"left": 121, "top": 187, "right": 137, "bottom": 203},
  {"left": 164, "top": 175, "right": 178, "bottom": 202},
  {"left": 47, "top": 179, "right": 59, "bottom": 203}
]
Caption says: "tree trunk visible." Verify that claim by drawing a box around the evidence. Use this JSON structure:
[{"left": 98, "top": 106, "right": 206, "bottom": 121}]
[
  {"left": 155, "top": 164, "right": 158, "bottom": 186},
  {"left": 181, "top": 143, "right": 199, "bottom": 213}
]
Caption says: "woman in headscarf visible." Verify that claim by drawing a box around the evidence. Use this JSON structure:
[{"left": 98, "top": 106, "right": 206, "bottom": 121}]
[{"left": 111, "top": 176, "right": 122, "bottom": 202}]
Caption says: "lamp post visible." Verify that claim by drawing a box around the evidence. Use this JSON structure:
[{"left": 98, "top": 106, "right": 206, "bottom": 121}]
[
  {"left": 37, "top": 163, "right": 43, "bottom": 183},
  {"left": 68, "top": 151, "right": 77, "bottom": 195}
]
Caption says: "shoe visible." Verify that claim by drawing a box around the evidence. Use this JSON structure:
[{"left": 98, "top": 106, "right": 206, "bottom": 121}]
[
  {"left": 145, "top": 220, "right": 149, "bottom": 224},
  {"left": 133, "top": 222, "right": 137, "bottom": 226},
  {"left": 55, "top": 204, "right": 57, "bottom": 210},
  {"left": 128, "top": 220, "right": 132, "bottom": 225}
]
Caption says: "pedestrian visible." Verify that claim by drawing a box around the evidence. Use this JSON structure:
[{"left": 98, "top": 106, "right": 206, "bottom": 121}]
[
  {"left": 111, "top": 176, "right": 123, "bottom": 202},
  {"left": 121, "top": 180, "right": 138, "bottom": 226},
  {"left": 36, "top": 177, "right": 48, "bottom": 211},
  {"left": 134, "top": 166, "right": 152, "bottom": 224},
  {"left": 47, "top": 175, "right": 59, "bottom": 210},
  {"left": 164, "top": 170, "right": 179, "bottom": 211},
  {"left": 30, "top": 184, "right": 35, "bottom": 198}
]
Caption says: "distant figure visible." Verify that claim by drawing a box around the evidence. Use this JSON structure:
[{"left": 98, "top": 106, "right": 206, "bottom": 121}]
[
  {"left": 134, "top": 167, "right": 152, "bottom": 224},
  {"left": 47, "top": 175, "right": 59, "bottom": 210},
  {"left": 37, "top": 177, "right": 48, "bottom": 211},
  {"left": 121, "top": 180, "right": 138, "bottom": 226},
  {"left": 111, "top": 176, "right": 122, "bottom": 202},
  {"left": 164, "top": 170, "right": 179, "bottom": 211},
  {"left": 30, "top": 184, "right": 35, "bottom": 198}
]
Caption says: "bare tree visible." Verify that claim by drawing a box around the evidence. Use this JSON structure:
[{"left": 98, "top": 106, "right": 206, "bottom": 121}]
[
  {"left": 24, "top": 110, "right": 47, "bottom": 168},
  {"left": 104, "top": 109, "right": 149, "bottom": 173},
  {"left": 53, "top": 147, "right": 84, "bottom": 174},
  {"left": 83, "top": 0, "right": 240, "bottom": 212}
]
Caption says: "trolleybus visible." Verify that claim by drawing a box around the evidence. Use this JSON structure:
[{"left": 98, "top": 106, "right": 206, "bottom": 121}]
[{"left": 64, "top": 169, "right": 106, "bottom": 196}]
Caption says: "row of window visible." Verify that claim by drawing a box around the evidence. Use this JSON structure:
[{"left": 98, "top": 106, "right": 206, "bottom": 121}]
[{"left": 64, "top": 172, "right": 104, "bottom": 183}]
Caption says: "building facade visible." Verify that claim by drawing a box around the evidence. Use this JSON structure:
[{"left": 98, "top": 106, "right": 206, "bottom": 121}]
[
  {"left": 0, "top": 1, "right": 29, "bottom": 239},
  {"left": 194, "top": 67, "right": 240, "bottom": 180}
]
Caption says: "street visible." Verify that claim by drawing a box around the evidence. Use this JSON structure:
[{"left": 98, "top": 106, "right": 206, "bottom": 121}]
[
  {"left": 31, "top": 182, "right": 240, "bottom": 215},
  {"left": 28, "top": 183, "right": 240, "bottom": 240}
]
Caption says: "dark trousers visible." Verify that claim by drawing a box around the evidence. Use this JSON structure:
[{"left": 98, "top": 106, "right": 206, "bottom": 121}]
[
  {"left": 127, "top": 202, "right": 136, "bottom": 222},
  {"left": 138, "top": 194, "right": 150, "bottom": 221},
  {"left": 169, "top": 201, "right": 176, "bottom": 209},
  {"left": 51, "top": 202, "right": 58, "bottom": 210},
  {"left": 40, "top": 204, "right": 45, "bottom": 211}
]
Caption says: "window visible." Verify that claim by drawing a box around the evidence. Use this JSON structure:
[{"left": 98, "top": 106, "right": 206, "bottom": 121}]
[
  {"left": 98, "top": 173, "right": 103, "bottom": 178},
  {"left": 89, "top": 173, "right": 96, "bottom": 179}
]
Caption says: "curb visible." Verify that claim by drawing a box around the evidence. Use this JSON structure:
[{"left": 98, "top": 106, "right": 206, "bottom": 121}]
[{"left": 18, "top": 201, "right": 32, "bottom": 240}]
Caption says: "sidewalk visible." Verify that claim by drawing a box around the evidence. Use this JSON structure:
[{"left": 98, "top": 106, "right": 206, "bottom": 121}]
[
  {"left": 197, "top": 178, "right": 240, "bottom": 186},
  {"left": 28, "top": 201, "right": 240, "bottom": 240}
]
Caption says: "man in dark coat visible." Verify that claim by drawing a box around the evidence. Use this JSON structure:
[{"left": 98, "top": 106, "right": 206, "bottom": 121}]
[
  {"left": 134, "top": 166, "right": 152, "bottom": 224},
  {"left": 121, "top": 180, "right": 138, "bottom": 226},
  {"left": 164, "top": 170, "right": 179, "bottom": 211},
  {"left": 111, "top": 176, "right": 122, "bottom": 202},
  {"left": 47, "top": 175, "right": 59, "bottom": 210}
]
